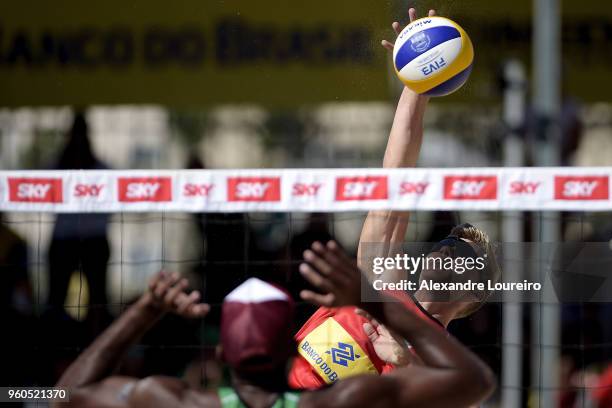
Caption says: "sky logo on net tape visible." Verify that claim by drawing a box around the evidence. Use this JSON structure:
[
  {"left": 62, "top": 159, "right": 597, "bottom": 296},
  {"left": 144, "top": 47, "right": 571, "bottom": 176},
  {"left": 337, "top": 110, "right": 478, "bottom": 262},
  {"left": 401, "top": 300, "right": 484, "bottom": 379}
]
[
  {"left": 554, "top": 176, "right": 609, "bottom": 200},
  {"left": 444, "top": 176, "right": 497, "bottom": 200},
  {"left": 8, "top": 178, "right": 63, "bottom": 203},
  {"left": 227, "top": 177, "right": 281, "bottom": 202},
  {"left": 335, "top": 176, "right": 388, "bottom": 201},
  {"left": 118, "top": 177, "right": 172, "bottom": 202}
]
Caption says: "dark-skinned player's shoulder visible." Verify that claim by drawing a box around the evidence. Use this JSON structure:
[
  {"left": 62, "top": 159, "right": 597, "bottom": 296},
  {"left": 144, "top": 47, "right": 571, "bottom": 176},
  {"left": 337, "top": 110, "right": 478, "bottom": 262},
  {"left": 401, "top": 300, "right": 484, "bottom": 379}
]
[{"left": 129, "top": 376, "right": 220, "bottom": 408}]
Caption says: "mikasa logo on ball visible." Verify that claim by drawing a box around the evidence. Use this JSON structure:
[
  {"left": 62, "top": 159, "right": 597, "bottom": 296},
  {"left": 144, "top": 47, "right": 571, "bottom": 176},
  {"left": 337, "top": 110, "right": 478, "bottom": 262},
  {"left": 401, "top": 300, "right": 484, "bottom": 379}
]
[
  {"left": 409, "top": 32, "right": 431, "bottom": 53},
  {"left": 400, "top": 19, "right": 433, "bottom": 38},
  {"left": 393, "top": 16, "right": 473, "bottom": 96}
]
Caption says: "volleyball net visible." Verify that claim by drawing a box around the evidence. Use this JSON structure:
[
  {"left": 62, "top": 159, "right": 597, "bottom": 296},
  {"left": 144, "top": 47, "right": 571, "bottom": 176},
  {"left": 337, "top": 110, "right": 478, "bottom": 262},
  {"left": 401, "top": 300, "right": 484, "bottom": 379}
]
[{"left": 1, "top": 167, "right": 612, "bottom": 407}]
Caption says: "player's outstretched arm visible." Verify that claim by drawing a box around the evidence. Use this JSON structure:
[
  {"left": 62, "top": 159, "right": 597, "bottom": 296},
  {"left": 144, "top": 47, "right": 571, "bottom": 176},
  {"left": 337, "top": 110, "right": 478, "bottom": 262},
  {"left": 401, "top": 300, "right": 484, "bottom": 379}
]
[
  {"left": 54, "top": 272, "right": 209, "bottom": 408},
  {"left": 379, "top": 8, "right": 435, "bottom": 171},
  {"left": 357, "top": 8, "right": 435, "bottom": 281},
  {"left": 299, "top": 241, "right": 495, "bottom": 408}
]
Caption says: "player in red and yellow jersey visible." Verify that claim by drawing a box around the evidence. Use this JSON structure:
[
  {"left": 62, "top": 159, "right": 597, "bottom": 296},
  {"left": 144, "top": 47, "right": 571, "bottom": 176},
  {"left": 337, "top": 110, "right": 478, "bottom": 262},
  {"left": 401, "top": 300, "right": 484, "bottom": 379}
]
[
  {"left": 289, "top": 294, "right": 445, "bottom": 389},
  {"left": 289, "top": 7, "right": 501, "bottom": 390}
]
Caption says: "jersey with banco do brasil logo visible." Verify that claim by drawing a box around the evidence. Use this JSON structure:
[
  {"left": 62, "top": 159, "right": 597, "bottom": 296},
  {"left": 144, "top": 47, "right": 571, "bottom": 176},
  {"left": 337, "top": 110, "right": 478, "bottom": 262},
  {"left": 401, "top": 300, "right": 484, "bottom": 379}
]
[{"left": 289, "top": 292, "right": 444, "bottom": 390}]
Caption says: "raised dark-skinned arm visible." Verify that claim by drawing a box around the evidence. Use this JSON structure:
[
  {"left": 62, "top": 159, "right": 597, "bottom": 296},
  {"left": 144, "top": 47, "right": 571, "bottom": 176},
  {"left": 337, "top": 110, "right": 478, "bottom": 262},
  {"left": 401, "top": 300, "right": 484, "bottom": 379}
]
[{"left": 54, "top": 272, "right": 209, "bottom": 408}]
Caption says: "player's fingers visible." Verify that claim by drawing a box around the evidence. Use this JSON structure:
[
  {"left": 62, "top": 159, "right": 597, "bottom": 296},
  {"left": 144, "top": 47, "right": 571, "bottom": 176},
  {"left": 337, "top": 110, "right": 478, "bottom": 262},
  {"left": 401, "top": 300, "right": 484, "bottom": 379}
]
[
  {"left": 300, "top": 290, "right": 335, "bottom": 307},
  {"left": 356, "top": 308, "right": 381, "bottom": 328},
  {"left": 312, "top": 241, "right": 344, "bottom": 269},
  {"left": 183, "top": 301, "right": 210, "bottom": 319},
  {"left": 173, "top": 292, "right": 189, "bottom": 311},
  {"left": 164, "top": 278, "right": 188, "bottom": 305},
  {"left": 148, "top": 271, "right": 165, "bottom": 292},
  {"left": 299, "top": 263, "right": 334, "bottom": 293},
  {"left": 176, "top": 290, "right": 200, "bottom": 314},
  {"left": 370, "top": 318, "right": 382, "bottom": 329},
  {"left": 408, "top": 8, "right": 417, "bottom": 22},
  {"left": 325, "top": 241, "right": 358, "bottom": 277},
  {"left": 363, "top": 322, "right": 380, "bottom": 342},
  {"left": 309, "top": 241, "right": 358, "bottom": 288},
  {"left": 392, "top": 21, "right": 401, "bottom": 35},
  {"left": 154, "top": 272, "right": 180, "bottom": 298},
  {"left": 312, "top": 241, "right": 344, "bottom": 267},
  {"left": 310, "top": 240, "right": 326, "bottom": 253},
  {"left": 303, "top": 248, "right": 334, "bottom": 277},
  {"left": 326, "top": 240, "right": 354, "bottom": 265},
  {"left": 381, "top": 40, "right": 394, "bottom": 50},
  {"left": 310, "top": 242, "right": 352, "bottom": 286},
  {"left": 429, "top": 9, "right": 436, "bottom": 17},
  {"left": 176, "top": 290, "right": 200, "bottom": 311},
  {"left": 369, "top": 317, "right": 403, "bottom": 345},
  {"left": 189, "top": 303, "right": 210, "bottom": 318},
  {"left": 377, "top": 323, "right": 394, "bottom": 338}
]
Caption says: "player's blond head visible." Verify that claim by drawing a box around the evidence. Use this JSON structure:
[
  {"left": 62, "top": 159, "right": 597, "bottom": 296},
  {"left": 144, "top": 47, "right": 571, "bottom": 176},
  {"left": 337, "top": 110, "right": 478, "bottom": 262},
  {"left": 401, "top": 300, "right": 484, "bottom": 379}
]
[{"left": 450, "top": 223, "right": 501, "bottom": 318}]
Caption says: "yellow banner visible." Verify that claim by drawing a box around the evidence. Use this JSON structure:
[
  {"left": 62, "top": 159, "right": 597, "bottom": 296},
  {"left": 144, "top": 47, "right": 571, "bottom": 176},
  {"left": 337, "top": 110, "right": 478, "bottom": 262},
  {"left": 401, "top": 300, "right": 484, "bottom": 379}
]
[
  {"left": 0, "top": 0, "right": 390, "bottom": 107},
  {"left": 1, "top": 1, "right": 610, "bottom": 106},
  {"left": 417, "top": 0, "right": 612, "bottom": 102}
]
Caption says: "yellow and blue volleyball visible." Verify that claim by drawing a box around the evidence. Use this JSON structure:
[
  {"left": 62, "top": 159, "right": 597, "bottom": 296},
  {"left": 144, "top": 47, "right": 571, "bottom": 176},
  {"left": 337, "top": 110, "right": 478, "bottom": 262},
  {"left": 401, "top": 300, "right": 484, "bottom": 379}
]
[{"left": 393, "top": 16, "right": 474, "bottom": 96}]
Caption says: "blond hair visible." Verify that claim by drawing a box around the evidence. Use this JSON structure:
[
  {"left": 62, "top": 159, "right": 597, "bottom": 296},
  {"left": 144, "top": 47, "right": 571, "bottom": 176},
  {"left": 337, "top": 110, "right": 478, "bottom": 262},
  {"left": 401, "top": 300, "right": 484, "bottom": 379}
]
[{"left": 450, "top": 223, "right": 501, "bottom": 318}]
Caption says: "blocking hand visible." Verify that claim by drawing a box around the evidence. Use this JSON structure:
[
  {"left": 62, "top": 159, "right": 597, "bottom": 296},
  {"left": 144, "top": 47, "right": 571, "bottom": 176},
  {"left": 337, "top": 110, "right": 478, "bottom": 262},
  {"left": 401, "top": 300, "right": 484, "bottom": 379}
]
[
  {"left": 144, "top": 271, "right": 210, "bottom": 319},
  {"left": 299, "top": 241, "right": 374, "bottom": 307}
]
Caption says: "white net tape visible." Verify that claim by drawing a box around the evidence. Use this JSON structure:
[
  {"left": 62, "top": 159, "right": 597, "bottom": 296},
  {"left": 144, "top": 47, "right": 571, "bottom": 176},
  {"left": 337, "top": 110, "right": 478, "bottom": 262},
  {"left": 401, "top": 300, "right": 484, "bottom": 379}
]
[{"left": 1, "top": 167, "right": 611, "bottom": 212}]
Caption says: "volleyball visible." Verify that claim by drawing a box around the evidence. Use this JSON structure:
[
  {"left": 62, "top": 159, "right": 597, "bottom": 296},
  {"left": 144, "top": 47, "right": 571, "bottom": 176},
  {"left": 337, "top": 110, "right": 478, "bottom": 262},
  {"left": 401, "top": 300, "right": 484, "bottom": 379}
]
[{"left": 393, "top": 16, "right": 474, "bottom": 96}]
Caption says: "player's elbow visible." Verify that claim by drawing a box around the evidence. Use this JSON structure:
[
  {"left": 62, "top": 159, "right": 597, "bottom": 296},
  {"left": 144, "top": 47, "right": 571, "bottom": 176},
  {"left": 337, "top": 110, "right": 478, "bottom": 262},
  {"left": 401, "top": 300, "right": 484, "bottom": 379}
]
[
  {"left": 479, "top": 365, "right": 496, "bottom": 399},
  {"left": 440, "top": 365, "right": 496, "bottom": 407},
  {"left": 462, "top": 365, "right": 496, "bottom": 403}
]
